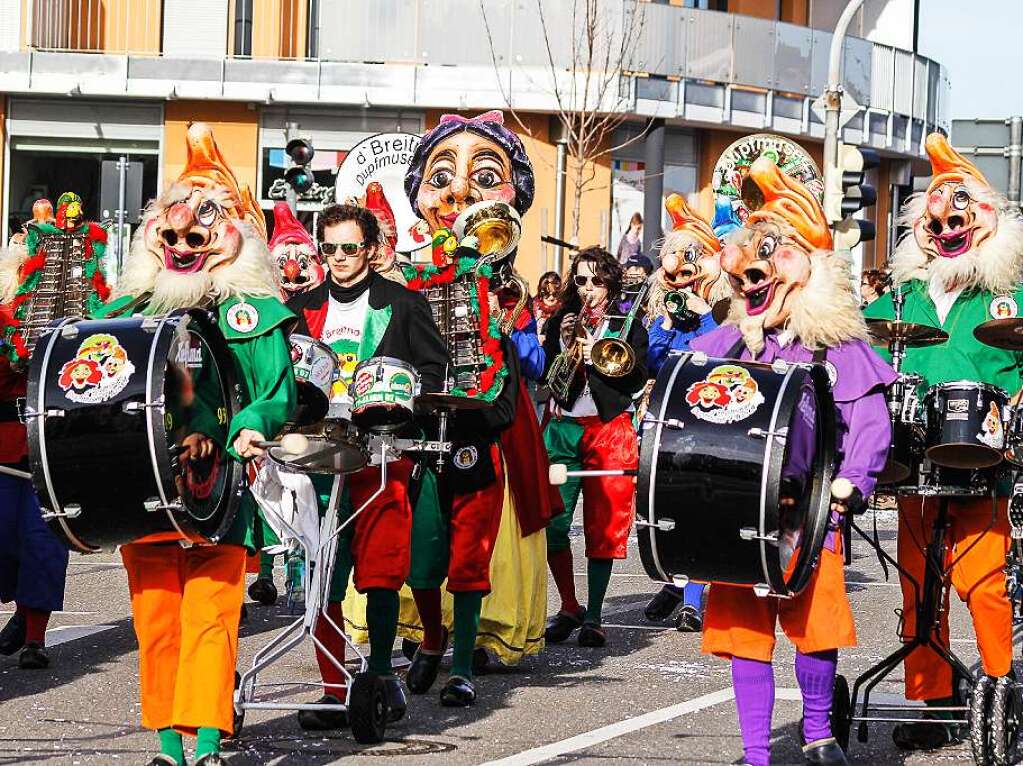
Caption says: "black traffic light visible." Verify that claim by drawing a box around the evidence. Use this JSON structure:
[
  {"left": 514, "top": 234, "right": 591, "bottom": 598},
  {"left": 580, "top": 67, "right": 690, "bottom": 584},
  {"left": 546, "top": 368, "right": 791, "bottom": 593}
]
[
  {"left": 284, "top": 137, "right": 315, "bottom": 194},
  {"left": 826, "top": 143, "right": 880, "bottom": 248}
]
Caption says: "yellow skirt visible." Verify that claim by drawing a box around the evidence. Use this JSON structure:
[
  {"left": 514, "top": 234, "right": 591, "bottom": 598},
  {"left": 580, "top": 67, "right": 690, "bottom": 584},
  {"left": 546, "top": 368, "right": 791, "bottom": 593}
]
[{"left": 342, "top": 461, "right": 547, "bottom": 666}]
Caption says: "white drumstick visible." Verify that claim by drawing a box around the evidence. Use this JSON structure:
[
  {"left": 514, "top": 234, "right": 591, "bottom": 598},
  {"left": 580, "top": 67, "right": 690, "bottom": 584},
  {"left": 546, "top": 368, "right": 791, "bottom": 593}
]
[
  {"left": 831, "top": 477, "right": 854, "bottom": 501},
  {"left": 548, "top": 463, "right": 638, "bottom": 485}
]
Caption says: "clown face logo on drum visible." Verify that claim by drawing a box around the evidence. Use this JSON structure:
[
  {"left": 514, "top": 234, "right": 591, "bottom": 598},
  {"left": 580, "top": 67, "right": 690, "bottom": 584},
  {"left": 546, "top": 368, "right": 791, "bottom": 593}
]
[
  {"left": 684, "top": 364, "right": 765, "bottom": 424},
  {"left": 57, "top": 333, "right": 136, "bottom": 403},
  {"left": 978, "top": 401, "right": 1004, "bottom": 449},
  {"left": 389, "top": 372, "right": 414, "bottom": 400}
]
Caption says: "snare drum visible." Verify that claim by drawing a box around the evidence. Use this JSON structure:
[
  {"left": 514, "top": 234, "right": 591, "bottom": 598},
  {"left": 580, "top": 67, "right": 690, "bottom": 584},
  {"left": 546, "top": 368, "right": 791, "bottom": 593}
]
[
  {"left": 25, "top": 310, "right": 246, "bottom": 553},
  {"left": 637, "top": 352, "right": 835, "bottom": 597},
  {"left": 879, "top": 373, "right": 924, "bottom": 486},
  {"left": 350, "top": 357, "right": 420, "bottom": 433},
  {"left": 923, "top": 381, "right": 1008, "bottom": 469},
  {"left": 289, "top": 334, "right": 339, "bottom": 426}
]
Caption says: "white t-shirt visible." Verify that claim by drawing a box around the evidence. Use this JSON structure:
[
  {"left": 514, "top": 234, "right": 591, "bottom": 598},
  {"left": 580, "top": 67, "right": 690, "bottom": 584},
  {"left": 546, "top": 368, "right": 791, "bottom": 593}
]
[{"left": 321, "top": 291, "right": 370, "bottom": 400}]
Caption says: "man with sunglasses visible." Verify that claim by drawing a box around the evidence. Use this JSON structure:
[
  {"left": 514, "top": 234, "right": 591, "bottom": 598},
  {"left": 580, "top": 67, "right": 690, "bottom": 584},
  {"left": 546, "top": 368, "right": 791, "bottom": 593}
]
[
  {"left": 286, "top": 203, "right": 448, "bottom": 730},
  {"left": 542, "top": 246, "right": 648, "bottom": 648}
]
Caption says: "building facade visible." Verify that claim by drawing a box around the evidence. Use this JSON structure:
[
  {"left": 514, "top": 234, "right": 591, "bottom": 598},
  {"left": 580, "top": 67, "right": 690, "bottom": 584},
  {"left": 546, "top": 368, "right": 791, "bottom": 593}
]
[{"left": 0, "top": 0, "right": 948, "bottom": 285}]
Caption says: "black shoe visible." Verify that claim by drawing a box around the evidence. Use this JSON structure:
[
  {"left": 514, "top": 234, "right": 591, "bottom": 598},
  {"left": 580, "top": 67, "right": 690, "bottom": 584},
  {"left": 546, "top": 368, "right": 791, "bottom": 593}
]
[
  {"left": 18, "top": 642, "right": 49, "bottom": 669},
  {"left": 578, "top": 623, "right": 607, "bottom": 648},
  {"left": 146, "top": 756, "right": 179, "bottom": 766},
  {"left": 382, "top": 674, "right": 407, "bottom": 722},
  {"left": 544, "top": 608, "right": 585, "bottom": 644},
  {"left": 674, "top": 604, "right": 703, "bottom": 633},
  {"left": 802, "top": 737, "right": 849, "bottom": 765},
  {"left": 248, "top": 576, "right": 278, "bottom": 606},
  {"left": 407, "top": 627, "right": 449, "bottom": 695},
  {"left": 892, "top": 719, "right": 961, "bottom": 751},
  {"left": 194, "top": 755, "right": 225, "bottom": 766},
  {"left": 440, "top": 675, "right": 477, "bottom": 707},
  {"left": 644, "top": 587, "right": 683, "bottom": 621},
  {"left": 297, "top": 693, "right": 349, "bottom": 730},
  {"left": 0, "top": 613, "right": 26, "bottom": 656}
]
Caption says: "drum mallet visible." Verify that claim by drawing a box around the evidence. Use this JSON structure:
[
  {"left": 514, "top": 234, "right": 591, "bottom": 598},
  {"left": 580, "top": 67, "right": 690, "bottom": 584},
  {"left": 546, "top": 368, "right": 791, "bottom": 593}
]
[
  {"left": 548, "top": 463, "right": 639, "bottom": 486},
  {"left": 252, "top": 433, "right": 310, "bottom": 455},
  {"left": 0, "top": 464, "right": 32, "bottom": 480},
  {"left": 831, "top": 477, "right": 854, "bottom": 501}
]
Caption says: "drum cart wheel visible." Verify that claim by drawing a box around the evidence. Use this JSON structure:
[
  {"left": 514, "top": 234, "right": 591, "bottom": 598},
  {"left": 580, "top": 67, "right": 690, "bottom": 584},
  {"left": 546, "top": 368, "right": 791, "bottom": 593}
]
[
  {"left": 971, "top": 674, "right": 995, "bottom": 765},
  {"left": 991, "top": 676, "right": 1023, "bottom": 766},
  {"left": 831, "top": 674, "right": 852, "bottom": 751},
  {"left": 348, "top": 672, "right": 388, "bottom": 744}
]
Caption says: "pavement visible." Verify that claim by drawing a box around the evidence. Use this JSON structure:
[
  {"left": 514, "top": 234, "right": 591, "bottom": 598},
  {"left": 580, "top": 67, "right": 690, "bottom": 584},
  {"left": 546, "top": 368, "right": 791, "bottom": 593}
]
[{"left": 0, "top": 506, "right": 999, "bottom": 765}]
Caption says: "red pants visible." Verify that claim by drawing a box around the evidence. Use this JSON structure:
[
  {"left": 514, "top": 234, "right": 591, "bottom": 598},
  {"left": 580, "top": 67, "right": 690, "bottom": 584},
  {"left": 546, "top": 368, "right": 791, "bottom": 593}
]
[
  {"left": 347, "top": 456, "right": 414, "bottom": 593},
  {"left": 702, "top": 544, "right": 856, "bottom": 662},
  {"left": 898, "top": 495, "right": 1012, "bottom": 700},
  {"left": 121, "top": 542, "right": 246, "bottom": 734}
]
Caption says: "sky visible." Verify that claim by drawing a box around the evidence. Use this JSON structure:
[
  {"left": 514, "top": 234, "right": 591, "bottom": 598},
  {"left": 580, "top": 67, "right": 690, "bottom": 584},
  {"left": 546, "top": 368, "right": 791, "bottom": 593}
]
[{"left": 917, "top": 0, "right": 1023, "bottom": 119}]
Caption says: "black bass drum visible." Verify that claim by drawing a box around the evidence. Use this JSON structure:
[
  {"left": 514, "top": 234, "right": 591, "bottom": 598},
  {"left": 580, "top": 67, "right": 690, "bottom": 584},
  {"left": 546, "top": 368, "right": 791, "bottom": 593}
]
[
  {"left": 25, "top": 310, "right": 246, "bottom": 553},
  {"left": 637, "top": 351, "right": 835, "bottom": 597}
]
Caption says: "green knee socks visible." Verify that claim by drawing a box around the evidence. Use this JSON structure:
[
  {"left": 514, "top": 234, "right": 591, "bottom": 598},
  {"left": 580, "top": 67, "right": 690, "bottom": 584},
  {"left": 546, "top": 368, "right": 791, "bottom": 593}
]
[
  {"left": 451, "top": 591, "right": 484, "bottom": 679},
  {"left": 585, "top": 558, "right": 613, "bottom": 625},
  {"left": 195, "top": 726, "right": 220, "bottom": 759},
  {"left": 365, "top": 588, "right": 400, "bottom": 676},
  {"left": 158, "top": 728, "right": 185, "bottom": 766},
  {"left": 258, "top": 551, "right": 275, "bottom": 579}
]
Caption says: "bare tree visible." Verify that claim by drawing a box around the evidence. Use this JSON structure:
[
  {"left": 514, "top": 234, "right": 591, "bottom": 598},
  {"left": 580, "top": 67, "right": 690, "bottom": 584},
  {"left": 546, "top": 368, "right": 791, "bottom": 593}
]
[{"left": 481, "top": 0, "right": 649, "bottom": 245}]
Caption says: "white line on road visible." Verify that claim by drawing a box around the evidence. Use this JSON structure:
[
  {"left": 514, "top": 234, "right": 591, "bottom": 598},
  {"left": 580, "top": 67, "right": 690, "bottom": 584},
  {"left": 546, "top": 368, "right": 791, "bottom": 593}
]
[
  {"left": 480, "top": 687, "right": 735, "bottom": 766},
  {"left": 45, "top": 625, "right": 116, "bottom": 646}
]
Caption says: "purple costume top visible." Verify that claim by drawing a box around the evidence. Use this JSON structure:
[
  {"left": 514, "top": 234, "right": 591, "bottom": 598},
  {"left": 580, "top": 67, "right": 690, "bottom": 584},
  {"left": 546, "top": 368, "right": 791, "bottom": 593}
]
[{"left": 690, "top": 325, "right": 896, "bottom": 500}]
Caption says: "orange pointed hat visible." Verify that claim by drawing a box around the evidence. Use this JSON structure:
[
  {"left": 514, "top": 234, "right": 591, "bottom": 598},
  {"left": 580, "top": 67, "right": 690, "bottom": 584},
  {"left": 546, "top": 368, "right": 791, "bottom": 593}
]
[
  {"left": 179, "top": 122, "right": 267, "bottom": 240},
  {"left": 746, "top": 156, "right": 832, "bottom": 252},
  {"left": 664, "top": 193, "right": 721, "bottom": 253},
  {"left": 925, "top": 132, "right": 989, "bottom": 192}
]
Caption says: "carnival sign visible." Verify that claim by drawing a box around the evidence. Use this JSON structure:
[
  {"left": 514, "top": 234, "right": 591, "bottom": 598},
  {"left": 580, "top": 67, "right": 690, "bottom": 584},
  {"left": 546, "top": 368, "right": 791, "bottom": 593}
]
[{"left": 335, "top": 132, "right": 425, "bottom": 254}]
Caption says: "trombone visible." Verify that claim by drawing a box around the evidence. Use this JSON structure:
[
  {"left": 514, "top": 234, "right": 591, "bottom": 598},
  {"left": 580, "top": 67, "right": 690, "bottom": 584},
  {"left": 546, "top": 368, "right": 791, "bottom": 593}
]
[{"left": 590, "top": 281, "right": 649, "bottom": 378}]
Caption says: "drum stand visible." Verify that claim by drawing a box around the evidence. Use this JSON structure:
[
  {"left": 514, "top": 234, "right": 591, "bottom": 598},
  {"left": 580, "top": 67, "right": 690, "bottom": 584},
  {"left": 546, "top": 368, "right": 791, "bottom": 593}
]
[{"left": 234, "top": 439, "right": 397, "bottom": 744}]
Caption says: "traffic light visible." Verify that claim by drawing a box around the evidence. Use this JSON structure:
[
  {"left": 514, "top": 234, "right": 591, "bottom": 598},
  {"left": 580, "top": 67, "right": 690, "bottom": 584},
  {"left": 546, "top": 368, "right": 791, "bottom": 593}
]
[
  {"left": 284, "top": 137, "right": 315, "bottom": 194},
  {"left": 825, "top": 142, "right": 879, "bottom": 248}
]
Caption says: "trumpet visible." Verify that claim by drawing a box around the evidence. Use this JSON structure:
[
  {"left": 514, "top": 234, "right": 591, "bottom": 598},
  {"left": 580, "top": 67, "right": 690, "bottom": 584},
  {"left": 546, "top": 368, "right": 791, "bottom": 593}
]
[{"left": 546, "top": 302, "right": 593, "bottom": 406}]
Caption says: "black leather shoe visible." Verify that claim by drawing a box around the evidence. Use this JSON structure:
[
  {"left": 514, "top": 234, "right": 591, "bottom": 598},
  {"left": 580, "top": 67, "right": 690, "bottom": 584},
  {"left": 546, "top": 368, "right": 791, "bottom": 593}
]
[
  {"left": 382, "top": 674, "right": 407, "bottom": 722},
  {"left": 297, "top": 693, "right": 349, "bottom": 730},
  {"left": 0, "top": 613, "right": 26, "bottom": 656},
  {"left": 18, "top": 642, "right": 49, "bottom": 669},
  {"left": 644, "top": 586, "right": 682, "bottom": 621},
  {"left": 892, "top": 719, "right": 961, "bottom": 750},
  {"left": 146, "top": 756, "right": 179, "bottom": 766},
  {"left": 440, "top": 675, "right": 477, "bottom": 707},
  {"left": 674, "top": 604, "right": 703, "bottom": 633},
  {"left": 803, "top": 737, "right": 849, "bottom": 765},
  {"left": 194, "top": 754, "right": 225, "bottom": 766},
  {"left": 578, "top": 623, "right": 607, "bottom": 648},
  {"left": 407, "top": 627, "right": 448, "bottom": 695},
  {"left": 544, "top": 608, "right": 585, "bottom": 644},
  {"left": 248, "top": 576, "right": 278, "bottom": 606}
]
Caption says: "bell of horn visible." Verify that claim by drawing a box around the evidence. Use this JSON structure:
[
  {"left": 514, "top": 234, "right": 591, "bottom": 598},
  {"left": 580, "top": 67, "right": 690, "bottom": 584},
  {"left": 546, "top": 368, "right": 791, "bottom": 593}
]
[{"left": 453, "top": 200, "right": 522, "bottom": 260}]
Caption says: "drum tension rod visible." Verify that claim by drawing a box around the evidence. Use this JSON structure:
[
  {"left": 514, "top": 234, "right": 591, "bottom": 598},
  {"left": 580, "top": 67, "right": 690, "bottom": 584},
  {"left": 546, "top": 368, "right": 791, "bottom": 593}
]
[
  {"left": 41, "top": 504, "right": 83, "bottom": 520},
  {"left": 740, "top": 527, "right": 779, "bottom": 544},
  {"left": 123, "top": 399, "right": 164, "bottom": 414},
  {"left": 747, "top": 427, "right": 788, "bottom": 442},
  {"left": 144, "top": 498, "right": 181, "bottom": 513},
  {"left": 634, "top": 518, "right": 676, "bottom": 532}
]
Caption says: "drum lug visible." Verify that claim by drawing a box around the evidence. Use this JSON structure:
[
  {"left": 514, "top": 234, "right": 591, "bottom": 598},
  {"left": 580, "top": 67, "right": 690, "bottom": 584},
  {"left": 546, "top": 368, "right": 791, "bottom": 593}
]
[
  {"left": 689, "top": 351, "right": 709, "bottom": 366},
  {"left": 41, "top": 503, "right": 82, "bottom": 520},
  {"left": 752, "top": 583, "right": 773, "bottom": 597},
  {"left": 141, "top": 316, "right": 163, "bottom": 331},
  {"left": 60, "top": 324, "right": 80, "bottom": 339},
  {"left": 44, "top": 408, "right": 66, "bottom": 418},
  {"left": 739, "top": 526, "right": 779, "bottom": 544},
  {"left": 635, "top": 518, "right": 676, "bottom": 532},
  {"left": 770, "top": 359, "right": 789, "bottom": 374},
  {"left": 122, "top": 398, "right": 165, "bottom": 414},
  {"left": 641, "top": 416, "right": 684, "bottom": 430},
  {"left": 747, "top": 426, "right": 788, "bottom": 443},
  {"left": 143, "top": 497, "right": 181, "bottom": 513}
]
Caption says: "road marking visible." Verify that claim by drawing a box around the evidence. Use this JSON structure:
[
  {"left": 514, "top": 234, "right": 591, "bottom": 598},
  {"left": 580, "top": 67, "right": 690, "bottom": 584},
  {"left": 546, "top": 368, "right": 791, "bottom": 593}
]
[
  {"left": 480, "top": 687, "right": 735, "bottom": 766},
  {"left": 45, "top": 625, "right": 116, "bottom": 646}
]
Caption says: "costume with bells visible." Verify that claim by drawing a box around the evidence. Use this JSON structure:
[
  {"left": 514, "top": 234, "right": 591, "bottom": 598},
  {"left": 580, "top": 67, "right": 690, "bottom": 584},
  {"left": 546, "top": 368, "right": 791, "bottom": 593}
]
[
  {"left": 692, "top": 157, "right": 894, "bottom": 766},
  {"left": 92, "top": 123, "right": 296, "bottom": 766},
  {"left": 864, "top": 133, "right": 1021, "bottom": 750}
]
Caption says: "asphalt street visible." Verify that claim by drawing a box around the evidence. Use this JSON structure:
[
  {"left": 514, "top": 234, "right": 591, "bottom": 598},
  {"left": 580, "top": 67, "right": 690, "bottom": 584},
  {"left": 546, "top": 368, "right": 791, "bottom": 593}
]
[{"left": 0, "top": 505, "right": 997, "bottom": 765}]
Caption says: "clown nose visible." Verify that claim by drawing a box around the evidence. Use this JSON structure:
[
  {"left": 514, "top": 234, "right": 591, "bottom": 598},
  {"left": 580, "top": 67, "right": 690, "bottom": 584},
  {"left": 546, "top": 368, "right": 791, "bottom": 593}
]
[
  {"left": 283, "top": 260, "right": 300, "bottom": 281},
  {"left": 279, "top": 433, "right": 309, "bottom": 456}
]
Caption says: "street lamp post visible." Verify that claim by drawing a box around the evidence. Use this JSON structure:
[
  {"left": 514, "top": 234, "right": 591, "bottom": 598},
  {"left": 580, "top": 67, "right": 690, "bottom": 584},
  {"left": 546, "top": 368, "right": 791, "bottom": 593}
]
[{"left": 822, "top": 0, "right": 864, "bottom": 205}]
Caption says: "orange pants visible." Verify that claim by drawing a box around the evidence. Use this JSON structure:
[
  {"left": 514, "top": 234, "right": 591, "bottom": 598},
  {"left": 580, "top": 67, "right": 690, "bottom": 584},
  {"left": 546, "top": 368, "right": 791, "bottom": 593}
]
[
  {"left": 898, "top": 496, "right": 1012, "bottom": 700},
  {"left": 702, "top": 545, "right": 856, "bottom": 662},
  {"left": 121, "top": 542, "right": 246, "bottom": 735}
]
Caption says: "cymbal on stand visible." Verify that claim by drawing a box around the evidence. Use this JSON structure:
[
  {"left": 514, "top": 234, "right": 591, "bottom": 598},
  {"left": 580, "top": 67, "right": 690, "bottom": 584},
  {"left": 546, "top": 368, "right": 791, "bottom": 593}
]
[
  {"left": 973, "top": 318, "right": 1023, "bottom": 350},
  {"left": 418, "top": 392, "right": 492, "bottom": 411},
  {"left": 866, "top": 318, "right": 948, "bottom": 348}
]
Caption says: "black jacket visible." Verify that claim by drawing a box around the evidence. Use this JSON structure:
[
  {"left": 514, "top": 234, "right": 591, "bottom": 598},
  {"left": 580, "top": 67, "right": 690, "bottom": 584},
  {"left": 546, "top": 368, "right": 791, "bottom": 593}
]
[
  {"left": 287, "top": 270, "right": 449, "bottom": 395},
  {"left": 542, "top": 301, "right": 648, "bottom": 422}
]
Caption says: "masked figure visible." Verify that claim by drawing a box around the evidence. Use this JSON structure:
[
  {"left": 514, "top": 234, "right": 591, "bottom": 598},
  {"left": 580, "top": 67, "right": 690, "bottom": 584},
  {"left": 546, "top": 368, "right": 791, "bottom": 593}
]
[
  {"left": 691, "top": 156, "right": 894, "bottom": 766},
  {"left": 864, "top": 133, "right": 1023, "bottom": 752},
  {"left": 92, "top": 122, "right": 296, "bottom": 766},
  {"left": 270, "top": 201, "right": 323, "bottom": 297}
]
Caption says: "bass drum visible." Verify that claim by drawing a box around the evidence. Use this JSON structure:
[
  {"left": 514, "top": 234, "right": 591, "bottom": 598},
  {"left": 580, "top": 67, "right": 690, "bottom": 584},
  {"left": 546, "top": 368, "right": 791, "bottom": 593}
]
[
  {"left": 26, "top": 310, "right": 246, "bottom": 553},
  {"left": 637, "top": 352, "right": 835, "bottom": 597}
]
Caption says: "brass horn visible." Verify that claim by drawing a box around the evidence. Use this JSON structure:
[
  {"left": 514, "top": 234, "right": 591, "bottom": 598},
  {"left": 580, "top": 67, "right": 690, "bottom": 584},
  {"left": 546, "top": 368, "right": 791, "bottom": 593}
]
[{"left": 453, "top": 200, "right": 522, "bottom": 262}]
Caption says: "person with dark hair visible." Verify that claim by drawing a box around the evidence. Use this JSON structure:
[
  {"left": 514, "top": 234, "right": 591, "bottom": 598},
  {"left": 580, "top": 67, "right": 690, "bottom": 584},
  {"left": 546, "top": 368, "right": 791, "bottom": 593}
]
[
  {"left": 542, "top": 246, "right": 648, "bottom": 648},
  {"left": 286, "top": 202, "right": 449, "bottom": 729},
  {"left": 859, "top": 269, "right": 887, "bottom": 306},
  {"left": 617, "top": 212, "right": 643, "bottom": 263},
  {"left": 535, "top": 271, "right": 563, "bottom": 341}
]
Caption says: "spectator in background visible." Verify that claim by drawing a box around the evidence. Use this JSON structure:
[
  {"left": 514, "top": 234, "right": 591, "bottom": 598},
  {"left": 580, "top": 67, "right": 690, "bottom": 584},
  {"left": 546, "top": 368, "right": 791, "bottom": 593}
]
[
  {"left": 860, "top": 269, "right": 888, "bottom": 307},
  {"left": 616, "top": 212, "right": 643, "bottom": 263},
  {"left": 535, "top": 271, "right": 563, "bottom": 342},
  {"left": 623, "top": 255, "right": 654, "bottom": 287}
]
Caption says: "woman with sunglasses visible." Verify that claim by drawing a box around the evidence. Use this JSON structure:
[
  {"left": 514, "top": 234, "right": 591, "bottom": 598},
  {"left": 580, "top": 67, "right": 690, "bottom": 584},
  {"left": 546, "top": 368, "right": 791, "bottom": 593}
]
[
  {"left": 285, "top": 203, "right": 449, "bottom": 729},
  {"left": 542, "top": 246, "right": 648, "bottom": 647}
]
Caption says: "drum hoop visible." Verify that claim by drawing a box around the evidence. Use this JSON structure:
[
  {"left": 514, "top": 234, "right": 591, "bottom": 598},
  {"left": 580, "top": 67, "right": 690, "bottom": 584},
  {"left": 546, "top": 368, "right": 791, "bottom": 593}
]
[
  {"left": 924, "top": 380, "right": 1008, "bottom": 400},
  {"left": 642, "top": 352, "right": 689, "bottom": 583},
  {"left": 757, "top": 363, "right": 798, "bottom": 594},
  {"left": 290, "top": 334, "right": 339, "bottom": 361},
  {"left": 354, "top": 355, "right": 420, "bottom": 377}
]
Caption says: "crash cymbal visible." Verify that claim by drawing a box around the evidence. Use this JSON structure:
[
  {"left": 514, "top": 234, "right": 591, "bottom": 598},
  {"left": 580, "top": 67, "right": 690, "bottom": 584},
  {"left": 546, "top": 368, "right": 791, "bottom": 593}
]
[
  {"left": 418, "top": 392, "right": 492, "bottom": 411},
  {"left": 973, "top": 318, "right": 1023, "bottom": 350},
  {"left": 866, "top": 318, "right": 948, "bottom": 347}
]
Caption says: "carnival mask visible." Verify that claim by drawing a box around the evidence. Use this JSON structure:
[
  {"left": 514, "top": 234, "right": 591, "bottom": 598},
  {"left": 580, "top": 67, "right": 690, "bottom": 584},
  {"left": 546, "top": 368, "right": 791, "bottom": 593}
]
[
  {"left": 56, "top": 192, "right": 84, "bottom": 231},
  {"left": 146, "top": 187, "right": 244, "bottom": 274},
  {"left": 659, "top": 194, "right": 725, "bottom": 302},
  {"left": 269, "top": 200, "right": 322, "bottom": 295}
]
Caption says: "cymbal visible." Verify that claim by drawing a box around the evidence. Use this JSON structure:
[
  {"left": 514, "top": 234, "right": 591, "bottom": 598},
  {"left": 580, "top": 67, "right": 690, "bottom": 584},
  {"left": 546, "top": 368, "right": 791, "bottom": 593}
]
[
  {"left": 418, "top": 392, "right": 492, "bottom": 411},
  {"left": 866, "top": 318, "right": 948, "bottom": 348},
  {"left": 973, "top": 318, "right": 1023, "bottom": 350}
]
